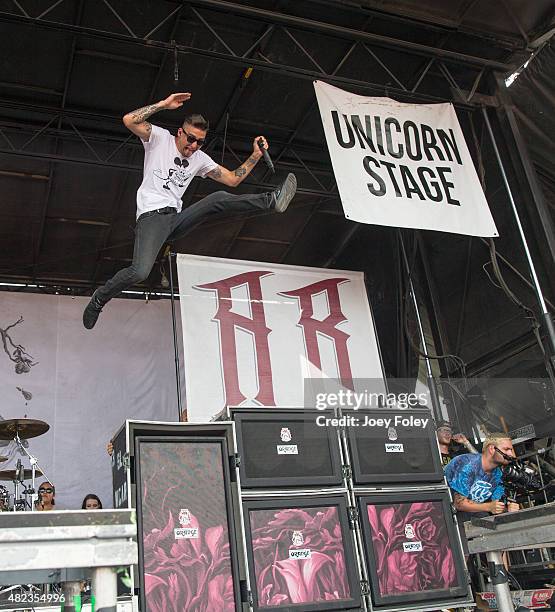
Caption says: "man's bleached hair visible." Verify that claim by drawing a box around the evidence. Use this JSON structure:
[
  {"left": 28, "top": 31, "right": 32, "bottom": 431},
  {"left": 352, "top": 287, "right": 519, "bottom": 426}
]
[{"left": 482, "top": 432, "right": 511, "bottom": 453}]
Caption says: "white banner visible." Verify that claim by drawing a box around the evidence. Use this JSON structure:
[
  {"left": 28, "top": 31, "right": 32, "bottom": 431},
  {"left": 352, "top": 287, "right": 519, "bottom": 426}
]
[
  {"left": 0, "top": 293, "right": 181, "bottom": 510},
  {"left": 177, "top": 254, "right": 385, "bottom": 421},
  {"left": 314, "top": 80, "right": 498, "bottom": 237}
]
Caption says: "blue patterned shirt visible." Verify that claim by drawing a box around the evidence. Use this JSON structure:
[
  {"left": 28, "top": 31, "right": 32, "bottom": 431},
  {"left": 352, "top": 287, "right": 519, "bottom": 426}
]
[{"left": 444, "top": 453, "right": 504, "bottom": 503}]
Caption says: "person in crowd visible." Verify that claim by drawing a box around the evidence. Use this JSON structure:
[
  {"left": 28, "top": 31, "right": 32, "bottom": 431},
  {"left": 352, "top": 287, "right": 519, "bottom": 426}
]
[
  {"left": 81, "top": 493, "right": 103, "bottom": 509},
  {"left": 83, "top": 91, "right": 297, "bottom": 330},
  {"left": 436, "top": 420, "right": 478, "bottom": 467},
  {"left": 445, "top": 432, "right": 519, "bottom": 517},
  {"left": 445, "top": 431, "right": 519, "bottom": 562},
  {"left": 36, "top": 481, "right": 56, "bottom": 511}
]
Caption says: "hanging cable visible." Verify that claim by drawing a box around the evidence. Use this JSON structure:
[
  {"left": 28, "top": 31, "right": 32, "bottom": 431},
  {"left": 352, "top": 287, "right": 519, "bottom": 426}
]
[{"left": 400, "top": 232, "right": 468, "bottom": 377}]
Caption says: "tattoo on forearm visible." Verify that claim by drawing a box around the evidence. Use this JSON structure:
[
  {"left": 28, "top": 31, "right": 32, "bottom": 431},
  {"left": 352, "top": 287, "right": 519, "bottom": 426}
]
[
  {"left": 130, "top": 103, "right": 160, "bottom": 124},
  {"left": 234, "top": 154, "right": 259, "bottom": 179},
  {"left": 453, "top": 493, "right": 467, "bottom": 508},
  {"left": 208, "top": 166, "right": 223, "bottom": 179}
]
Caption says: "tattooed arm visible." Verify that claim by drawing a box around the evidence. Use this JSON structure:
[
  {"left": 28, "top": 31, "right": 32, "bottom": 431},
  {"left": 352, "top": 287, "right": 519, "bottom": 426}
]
[
  {"left": 206, "top": 135, "right": 267, "bottom": 187},
  {"left": 123, "top": 92, "right": 191, "bottom": 141},
  {"left": 453, "top": 493, "right": 506, "bottom": 514}
]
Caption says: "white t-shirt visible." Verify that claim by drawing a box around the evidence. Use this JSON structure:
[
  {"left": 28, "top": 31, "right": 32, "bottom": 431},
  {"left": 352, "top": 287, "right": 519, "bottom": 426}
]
[{"left": 136, "top": 124, "right": 218, "bottom": 218}]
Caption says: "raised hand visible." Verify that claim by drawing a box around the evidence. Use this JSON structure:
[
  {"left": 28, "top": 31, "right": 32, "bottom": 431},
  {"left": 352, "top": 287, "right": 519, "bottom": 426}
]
[{"left": 162, "top": 92, "right": 192, "bottom": 110}]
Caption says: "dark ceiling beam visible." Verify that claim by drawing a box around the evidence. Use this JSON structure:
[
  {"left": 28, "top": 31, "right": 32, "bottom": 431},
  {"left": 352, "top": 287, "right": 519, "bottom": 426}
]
[
  {"left": 279, "top": 200, "right": 324, "bottom": 265},
  {"left": 0, "top": 169, "right": 49, "bottom": 180},
  {"left": 33, "top": 0, "right": 85, "bottom": 279},
  {"left": 0, "top": 141, "right": 334, "bottom": 182},
  {"left": 323, "top": 223, "right": 360, "bottom": 268},
  {"left": 0, "top": 12, "right": 503, "bottom": 107},
  {"left": 74, "top": 49, "right": 160, "bottom": 69},
  {"left": 0, "top": 81, "right": 63, "bottom": 97},
  {"left": 464, "top": 329, "right": 542, "bottom": 377},
  {"left": 0, "top": 100, "right": 335, "bottom": 157},
  {"left": 183, "top": 0, "right": 513, "bottom": 69},
  {"left": 0, "top": 119, "right": 335, "bottom": 179},
  {"left": 305, "top": 0, "right": 525, "bottom": 51},
  {"left": 0, "top": 145, "right": 335, "bottom": 198}
]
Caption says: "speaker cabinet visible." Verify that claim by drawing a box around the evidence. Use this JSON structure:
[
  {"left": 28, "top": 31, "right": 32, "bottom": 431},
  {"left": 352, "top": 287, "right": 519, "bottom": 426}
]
[
  {"left": 111, "top": 420, "right": 248, "bottom": 611},
  {"left": 344, "top": 408, "right": 443, "bottom": 484},
  {"left": 232, "top": 408, "right": 343, "bottom": 489},
  {"left": 242, "top": 495, "right": 362, "bottom": 611},
  {"left": 357, "top": 490, "right": 468, "bottom": 608},
  {"left": 135, "top": 436, "right": 242, "bottom": 612}
]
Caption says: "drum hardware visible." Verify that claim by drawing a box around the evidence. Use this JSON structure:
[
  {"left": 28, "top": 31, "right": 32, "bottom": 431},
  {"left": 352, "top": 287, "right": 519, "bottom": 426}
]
[{"left": 0, "top": 419, "right": 50, "bottom": 511}]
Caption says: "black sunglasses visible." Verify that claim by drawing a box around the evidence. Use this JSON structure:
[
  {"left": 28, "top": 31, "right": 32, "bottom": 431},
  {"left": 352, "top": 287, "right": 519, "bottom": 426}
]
[
  {"left": 182, "top": 131, "right": 205, "bottom": 147},
  {"left": 39, "top": 488, "right": 54, "bottom": 493}
]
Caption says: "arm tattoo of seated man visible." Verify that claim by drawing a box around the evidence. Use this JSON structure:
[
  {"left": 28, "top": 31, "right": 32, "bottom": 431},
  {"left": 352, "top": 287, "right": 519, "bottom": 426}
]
[
  {"left": 130, "top": 103, "right": 160, "bottom": 124},
  {"left": 453, "top": 493, "right": 467, "bottom": 508}
]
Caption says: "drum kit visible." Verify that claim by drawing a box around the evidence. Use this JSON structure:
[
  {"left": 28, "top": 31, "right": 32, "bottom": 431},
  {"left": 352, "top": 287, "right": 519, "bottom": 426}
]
[{"left": 0, "top": 418, "right": 50, "bottom": 512}]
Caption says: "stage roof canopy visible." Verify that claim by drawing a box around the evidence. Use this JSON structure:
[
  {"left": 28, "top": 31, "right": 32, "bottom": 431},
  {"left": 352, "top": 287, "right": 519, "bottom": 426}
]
[{"left": 1, "top": 0, "right": 554, "bottom": 395}]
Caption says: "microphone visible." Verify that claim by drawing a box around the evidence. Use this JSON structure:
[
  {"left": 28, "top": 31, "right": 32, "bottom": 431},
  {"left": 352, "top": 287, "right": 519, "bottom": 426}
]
[{"left": 257, "top": 138, "right": 275, "bottom": 174}]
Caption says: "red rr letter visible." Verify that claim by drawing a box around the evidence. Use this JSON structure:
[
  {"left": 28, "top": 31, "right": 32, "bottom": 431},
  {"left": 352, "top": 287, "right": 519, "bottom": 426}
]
[
  {"left": 197, "top": 271, "right": 275, "bottom": 407},
  {"left": 281, "top": 278, "right": 353, "bottom": 388}
]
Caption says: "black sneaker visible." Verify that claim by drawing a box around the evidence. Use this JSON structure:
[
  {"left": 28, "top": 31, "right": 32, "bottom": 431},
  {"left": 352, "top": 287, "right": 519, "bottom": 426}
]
[
  {"left": 82, "top": 290, "right": 103, "bottom": 330},
  {"left": 271, "top": 173, "right": 297, "bottom": 213}
]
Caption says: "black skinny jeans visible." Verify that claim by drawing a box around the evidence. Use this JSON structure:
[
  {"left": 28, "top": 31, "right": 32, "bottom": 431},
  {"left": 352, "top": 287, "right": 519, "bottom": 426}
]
[{"left": 95, "top": 189, "right": 272, "bottom": 305}]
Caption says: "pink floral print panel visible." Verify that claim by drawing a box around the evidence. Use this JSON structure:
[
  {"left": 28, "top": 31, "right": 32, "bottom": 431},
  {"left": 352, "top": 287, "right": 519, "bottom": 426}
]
[
  {"left": 366, "top": 500, "right": 457, "bottom": 597},
  {"left": 250, "top": 505, "right": 352, "bottom": 608},
  {"left": 139, "top": 441, "right": 235, "bottom": 612}
]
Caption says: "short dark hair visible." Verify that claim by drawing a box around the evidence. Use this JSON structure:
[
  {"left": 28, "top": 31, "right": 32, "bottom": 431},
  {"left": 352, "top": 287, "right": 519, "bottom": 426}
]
[{"left": 182, "top": 114, "right": 209, "bottom": 131}]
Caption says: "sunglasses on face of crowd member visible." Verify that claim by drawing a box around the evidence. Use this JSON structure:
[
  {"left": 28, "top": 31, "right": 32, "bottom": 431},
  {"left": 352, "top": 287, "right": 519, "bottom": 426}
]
[
  {"left": 182, "top": 131, "right": 205, "bottom": 147},
  {"left": 39, "top": 488, "right": 54, "bottom": 494}
]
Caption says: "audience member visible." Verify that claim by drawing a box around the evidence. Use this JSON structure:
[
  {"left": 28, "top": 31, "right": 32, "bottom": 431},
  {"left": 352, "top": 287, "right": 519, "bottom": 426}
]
[
  {"left": 36, "top": 481, "right": 55, "bottom": 511},
  {"left": 436, "top": 420, "right": 477, "bottom": 466},
  {"left": 81, "top": 493, "right": 103, "bottom": 509}
]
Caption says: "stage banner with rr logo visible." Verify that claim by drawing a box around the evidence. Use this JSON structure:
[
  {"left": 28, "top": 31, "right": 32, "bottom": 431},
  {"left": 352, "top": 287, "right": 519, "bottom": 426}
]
[
  {"left": 314, "top": 80, "right": 498, "bottom": 237},
  {"left": 176, "top": 255, "right": 385, "bottom": 421}
]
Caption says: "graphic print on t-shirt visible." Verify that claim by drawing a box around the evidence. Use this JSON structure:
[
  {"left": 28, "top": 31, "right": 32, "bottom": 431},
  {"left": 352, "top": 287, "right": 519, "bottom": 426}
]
[
  {"left": 153, "top": 157, "right": 192, "bottom": 191},
  {"left": 469, "top": 480, "right": 494, "bottom": 502}
]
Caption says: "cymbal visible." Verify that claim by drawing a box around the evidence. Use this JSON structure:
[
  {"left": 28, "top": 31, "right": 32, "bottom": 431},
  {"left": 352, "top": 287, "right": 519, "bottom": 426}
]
[
  {"left": 0, "top": 419, "right": 49, "bottom": 440},
  {"left": 0, "top": 468, "right": 43, "bottom": 481}
]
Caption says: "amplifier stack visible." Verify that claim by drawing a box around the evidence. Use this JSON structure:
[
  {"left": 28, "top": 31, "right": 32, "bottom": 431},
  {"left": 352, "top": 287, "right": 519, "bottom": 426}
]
[{"left": 112, "top": 407, "right": 473, "bottom": 611}]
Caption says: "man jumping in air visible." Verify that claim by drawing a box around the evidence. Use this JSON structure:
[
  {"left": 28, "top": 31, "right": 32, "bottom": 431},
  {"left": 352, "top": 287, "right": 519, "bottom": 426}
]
[{"left": 83, "top": 92, "right": 297, "bottom": 329}]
